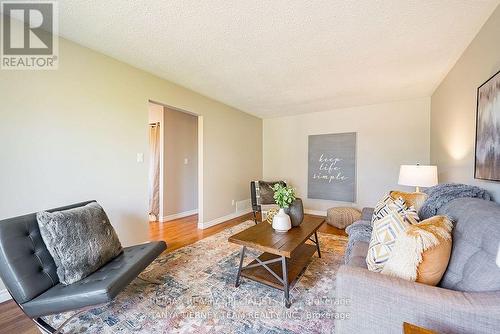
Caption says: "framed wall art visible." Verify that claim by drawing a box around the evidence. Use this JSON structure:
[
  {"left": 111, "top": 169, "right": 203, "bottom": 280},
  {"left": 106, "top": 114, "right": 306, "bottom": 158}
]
[
  {"left": 308, "top": 132, "right": 356, "bottom": 202},
  {"left": 475, "top": 70, "right": 500, "bottom": 181}
]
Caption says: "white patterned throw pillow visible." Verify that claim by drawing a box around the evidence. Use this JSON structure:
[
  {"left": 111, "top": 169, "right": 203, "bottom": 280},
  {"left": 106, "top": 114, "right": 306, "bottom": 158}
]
[
  {"left": 366, "top": 192, "right": 423, "bottom": 272},
  {"left": 371, "top": 194, "right": 407, "bottom": 224},
  {"left": 371, "top": 193, "right": 421, "bottom": 224},
  {"left": 366, "top": 210, "right": 411, "bottom": 272}
]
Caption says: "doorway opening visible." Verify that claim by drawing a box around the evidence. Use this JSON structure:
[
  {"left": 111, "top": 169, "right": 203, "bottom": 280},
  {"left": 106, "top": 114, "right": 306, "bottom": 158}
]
[{"left": 147, "top": 101, "right": 202, "bottom": 225}]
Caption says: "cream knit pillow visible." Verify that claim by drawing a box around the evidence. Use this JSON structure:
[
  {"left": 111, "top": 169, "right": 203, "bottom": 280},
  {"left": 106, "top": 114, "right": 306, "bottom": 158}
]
[{"left": 381, "top": 215, "right": 453, "bottom": 284}]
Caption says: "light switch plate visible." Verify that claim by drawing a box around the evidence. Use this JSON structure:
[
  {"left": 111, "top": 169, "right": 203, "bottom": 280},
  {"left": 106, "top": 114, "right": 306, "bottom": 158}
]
[
  {"left": 184, "top": 158, "right": 188, "bottom": 165},
  {"left": 137, "top": 153, "right": 144, "bottom": 163}
]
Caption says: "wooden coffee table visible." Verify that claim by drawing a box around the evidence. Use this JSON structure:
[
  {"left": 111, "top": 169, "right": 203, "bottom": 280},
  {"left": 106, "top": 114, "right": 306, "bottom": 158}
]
[{"left": 228, "top": 216, "right": 325, "bottom": 307}]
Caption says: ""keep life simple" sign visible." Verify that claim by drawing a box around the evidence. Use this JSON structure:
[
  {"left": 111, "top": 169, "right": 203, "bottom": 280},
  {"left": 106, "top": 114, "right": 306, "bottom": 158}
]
[{"left": 308, "top": 132, "right": 356, "bottom": 202}]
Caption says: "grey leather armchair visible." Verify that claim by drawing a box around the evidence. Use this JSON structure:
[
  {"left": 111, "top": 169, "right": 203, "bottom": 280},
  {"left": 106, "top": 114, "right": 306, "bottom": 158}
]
[
  {"left": 250, "top": 180, "right": 286, "bottom": 224},
  {"left": 0, "top": 200, "right": 167, "bottom": 333}
]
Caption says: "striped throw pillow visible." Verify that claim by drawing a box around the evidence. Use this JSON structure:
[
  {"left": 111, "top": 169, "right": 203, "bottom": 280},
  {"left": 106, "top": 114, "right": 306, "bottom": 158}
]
[
  {"left": 371, "top": 194, "right": 407, "bottom": 224},
  {"left": 366, "top": 210, "right": 411, "bottom": 272}
]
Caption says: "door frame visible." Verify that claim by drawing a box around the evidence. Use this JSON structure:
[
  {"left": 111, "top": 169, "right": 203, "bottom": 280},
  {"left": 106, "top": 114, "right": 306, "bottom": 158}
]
[{"left": 148, "top": 100, "right": 203, "bottom": 225}]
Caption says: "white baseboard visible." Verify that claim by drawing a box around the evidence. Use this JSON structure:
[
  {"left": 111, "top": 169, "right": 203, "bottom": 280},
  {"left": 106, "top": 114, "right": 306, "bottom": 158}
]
[
  {"left": 198, "top": 208, "right": 252, "bottom": 229},
  {"left": 304, "top": 209, "right": 327, "bottom": 217},
  {"left": 159, "top": 209, "right": 198, "bottom": 222},
  {"left": 0, "top": 289, "right": 11, "bottom": 303}
]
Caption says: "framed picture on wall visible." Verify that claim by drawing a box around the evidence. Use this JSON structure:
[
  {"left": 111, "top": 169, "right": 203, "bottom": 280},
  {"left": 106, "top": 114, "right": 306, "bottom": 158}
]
[
  {"left": 308, "top": 132, "right": 357, "bottom": 202},
  {"left": 475, "top": 69, "right": 500, "bottom": 181}
]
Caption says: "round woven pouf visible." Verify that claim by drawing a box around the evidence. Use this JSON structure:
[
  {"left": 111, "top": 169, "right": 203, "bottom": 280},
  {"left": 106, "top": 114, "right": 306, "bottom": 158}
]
[{"left": 326, "top": 207, "right": 362, "bottom": 229}]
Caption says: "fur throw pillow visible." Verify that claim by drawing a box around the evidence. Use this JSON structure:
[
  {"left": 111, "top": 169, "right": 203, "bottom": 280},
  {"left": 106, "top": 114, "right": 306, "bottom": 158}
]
[
  {"left": 381, "top": 215, "right": 453, "bottom": 285},
  {"left": 37, "top": 202, "right": 123, "bottom": 285}
]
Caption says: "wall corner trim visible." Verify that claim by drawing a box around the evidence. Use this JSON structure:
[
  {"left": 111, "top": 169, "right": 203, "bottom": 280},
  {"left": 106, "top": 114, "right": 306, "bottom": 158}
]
[
  {"left": 198, "top": 208, "right": 252, "bottom": 229},
  {"left": 0, "top": 289, "right": 12, "bottom": 303},
  {"left": 159, "top": 209, "right": 198, "bottom": 222},
  {"left": 304, "top": 209, "right": 327, "bottom": 217}
]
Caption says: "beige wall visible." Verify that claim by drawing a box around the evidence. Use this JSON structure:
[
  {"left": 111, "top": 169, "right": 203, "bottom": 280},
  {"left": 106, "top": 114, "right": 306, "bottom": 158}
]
[
  {"left": 163, "top": 107, "right": 198, "bottom": 216},
  {"left": 148, "top": 103, "right": 163, "bottom": 123},
  {"left": 0, "top": 35, "right": 262, "bottom": 249},
  {"left": 431, "top": 5, "right": 500, "bottom": 201},
  {"left": 263, "top": 98, "right": 431, "bottom": 212}
]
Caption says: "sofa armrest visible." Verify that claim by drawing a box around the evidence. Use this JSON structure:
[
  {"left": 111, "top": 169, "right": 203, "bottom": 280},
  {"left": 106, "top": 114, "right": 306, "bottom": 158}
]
[
  {"left": 334, "top": 265, "right": 500, "bottom": 334},
  {"left": 360, "top": 207, "right": 374, "bottom": 221}
]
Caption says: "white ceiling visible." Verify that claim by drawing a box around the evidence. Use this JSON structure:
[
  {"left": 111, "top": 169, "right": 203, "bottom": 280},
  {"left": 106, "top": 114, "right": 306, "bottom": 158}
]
[{"left": 58, "top": 1, "right": 499, "bottom": 118}]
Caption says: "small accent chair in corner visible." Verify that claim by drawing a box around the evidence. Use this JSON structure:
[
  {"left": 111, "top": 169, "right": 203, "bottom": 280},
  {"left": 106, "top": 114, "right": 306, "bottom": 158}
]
[
  {"left": 0, "top": 200, "right": 167, "bottom": 333},
  {"left": 250, "top": 180, "right": 286, "bottom": 224}
]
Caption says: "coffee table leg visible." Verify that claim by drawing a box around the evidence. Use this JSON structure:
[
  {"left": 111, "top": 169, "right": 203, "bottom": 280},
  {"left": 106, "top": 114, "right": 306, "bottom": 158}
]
[
  {"left": 314, "top": 231, "right": 322, "bottom": 258},
  {"left": 281, "top": 256, "right": 291, "bottom": 308},
  {"left": 235, "top": 246, "right": 246, "bottom": 287}
]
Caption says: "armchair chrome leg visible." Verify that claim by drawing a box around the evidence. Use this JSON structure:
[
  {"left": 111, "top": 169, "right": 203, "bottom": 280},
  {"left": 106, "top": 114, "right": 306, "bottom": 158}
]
[
  {"left": 33, "top": 317, "right": 56, "bottom": 333},
  {"left": 52, "top": 306, "right": 96, "bottom": 334},
  {"left": 31, "top": 304, "right": 105, "bottom": 334},
  {"left": 7, "top": 289, "right": 56, "bottom": 333},
  {"left": 44, "top": 304, "right": 105, "bottom": 334}
]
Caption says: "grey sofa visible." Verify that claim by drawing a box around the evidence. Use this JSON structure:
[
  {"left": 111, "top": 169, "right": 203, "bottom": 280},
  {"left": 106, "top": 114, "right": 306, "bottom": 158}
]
[
  {"left": 335, "top": 198, "right": 500, "bottom": 334},
  {"left": 0, "top": 201, "right": 167, "bottom": 333}
]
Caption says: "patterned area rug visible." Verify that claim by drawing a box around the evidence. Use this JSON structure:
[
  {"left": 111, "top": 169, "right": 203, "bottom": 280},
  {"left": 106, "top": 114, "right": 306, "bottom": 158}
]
[{"left": 46, "top": 221, "right": 348, "bottom": 333}]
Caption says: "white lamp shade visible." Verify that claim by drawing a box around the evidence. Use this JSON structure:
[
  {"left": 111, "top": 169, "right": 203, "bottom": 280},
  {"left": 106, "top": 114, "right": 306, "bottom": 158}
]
[{"left": 398, "top": 165, "right": 438, "bottom": 188}]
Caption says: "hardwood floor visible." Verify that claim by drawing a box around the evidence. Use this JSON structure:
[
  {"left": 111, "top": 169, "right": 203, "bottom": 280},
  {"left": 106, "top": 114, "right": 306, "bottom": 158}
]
[
  {"left": 148, "top": 213, "right": 254, "bottom": 252},
  {"left": 0, "top": 301, "right": 39, "bottom": 334},
  {"left": 149, "top": 213, "right": 346, "bottom": 249},
  {"left": 0, "top": 213, "right": 344, "bottom": 333}
]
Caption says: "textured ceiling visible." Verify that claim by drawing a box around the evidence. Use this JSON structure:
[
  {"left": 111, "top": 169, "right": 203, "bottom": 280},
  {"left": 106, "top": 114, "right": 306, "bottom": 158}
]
[{"left": 57, "top": 1, "right": 499, "bottom": 118}]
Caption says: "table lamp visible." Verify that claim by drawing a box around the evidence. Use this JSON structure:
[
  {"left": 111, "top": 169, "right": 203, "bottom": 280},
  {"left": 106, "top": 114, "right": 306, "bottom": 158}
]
[{"left": 398, "top": 164, "right": 438, "bottom": 192}]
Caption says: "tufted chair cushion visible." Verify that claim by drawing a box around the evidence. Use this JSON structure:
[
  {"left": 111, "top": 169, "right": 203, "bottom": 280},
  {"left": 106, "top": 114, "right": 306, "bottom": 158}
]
[
  {"left": 21, "top": 242, "right": 166, "bottom": 318},
  {"left": 438, "top": 198, "right": 500, "bottom": 292}
]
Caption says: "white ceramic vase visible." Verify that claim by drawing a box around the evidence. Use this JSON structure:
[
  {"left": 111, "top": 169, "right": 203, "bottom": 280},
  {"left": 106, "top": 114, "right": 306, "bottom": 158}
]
[{"left": 272, "top": 208, "right": 291, "bottom": 233}]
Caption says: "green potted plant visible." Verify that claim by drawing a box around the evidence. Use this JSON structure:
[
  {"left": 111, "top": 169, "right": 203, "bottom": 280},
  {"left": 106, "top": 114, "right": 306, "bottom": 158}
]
[{"left": 271, "top": 184, "right": 296, "bottom": 232}]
